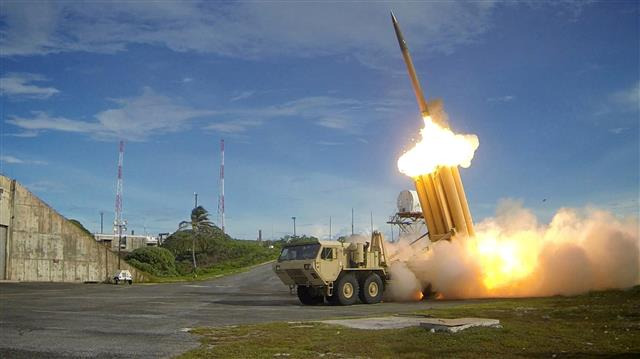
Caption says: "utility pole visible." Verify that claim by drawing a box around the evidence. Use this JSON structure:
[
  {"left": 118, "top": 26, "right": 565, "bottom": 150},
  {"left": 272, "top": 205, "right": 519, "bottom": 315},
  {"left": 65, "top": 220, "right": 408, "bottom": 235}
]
[
  {"left": 329, "top": 216, "right": 332, "bottom": 240},
  {"left": 218, "top": 139, "right": 225, "bottom": 234},
  {"left": 100, "top": 211, "right": 104, "bottom": 234},
  {"left": 291, "top": 216, "right": 297, "bottom": 238}
]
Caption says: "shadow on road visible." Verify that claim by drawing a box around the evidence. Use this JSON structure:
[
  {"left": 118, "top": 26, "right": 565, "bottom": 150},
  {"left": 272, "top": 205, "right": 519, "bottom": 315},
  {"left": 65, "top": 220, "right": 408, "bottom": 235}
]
[{"left": 208, "top": 299, "right": 299, "bottom": 307}]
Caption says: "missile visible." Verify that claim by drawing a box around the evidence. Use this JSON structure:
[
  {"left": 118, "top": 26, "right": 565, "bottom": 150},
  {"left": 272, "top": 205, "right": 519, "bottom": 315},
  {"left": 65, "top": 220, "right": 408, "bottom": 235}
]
[
  {"left": 391, "top": 11, "right": 476, "bottom": 239},
  {"left": 391, "top": 11, "right": 430, "bottom": 118}
]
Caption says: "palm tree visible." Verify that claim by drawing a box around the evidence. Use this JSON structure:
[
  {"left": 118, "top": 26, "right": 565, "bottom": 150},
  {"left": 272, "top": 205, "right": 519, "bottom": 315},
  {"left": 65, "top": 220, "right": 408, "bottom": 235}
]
[{"left": 177, "top": 206, "right": 214, "bottom": 273}]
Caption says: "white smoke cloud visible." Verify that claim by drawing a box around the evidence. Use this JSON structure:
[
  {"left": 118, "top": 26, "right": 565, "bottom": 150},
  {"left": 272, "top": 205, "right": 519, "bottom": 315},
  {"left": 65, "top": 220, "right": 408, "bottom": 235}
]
[{"left": 386, "top": 200, "right": 639, "bottom": 300}]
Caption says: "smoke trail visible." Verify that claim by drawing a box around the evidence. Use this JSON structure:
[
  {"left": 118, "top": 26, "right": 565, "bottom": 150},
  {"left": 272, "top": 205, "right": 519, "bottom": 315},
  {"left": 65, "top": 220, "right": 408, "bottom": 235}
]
[{"left": 386, "top": 199, "right": 639, "bottom": 299}]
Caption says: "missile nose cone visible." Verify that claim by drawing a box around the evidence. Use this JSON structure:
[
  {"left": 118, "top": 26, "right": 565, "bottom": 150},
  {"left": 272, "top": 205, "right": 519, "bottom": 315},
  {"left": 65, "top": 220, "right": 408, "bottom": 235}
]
[
  {"left": 390, "top": 9, "right": 430, "bottom": 118},
  {"left": 391, "top": 11, "right": 407, "bottom": 52}
]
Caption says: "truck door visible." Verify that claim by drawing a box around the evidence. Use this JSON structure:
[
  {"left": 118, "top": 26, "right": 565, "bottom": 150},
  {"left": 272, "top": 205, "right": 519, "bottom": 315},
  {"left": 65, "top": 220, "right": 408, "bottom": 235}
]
[{"left": 319, "top": 247, "right": 341, "bottom": 282}]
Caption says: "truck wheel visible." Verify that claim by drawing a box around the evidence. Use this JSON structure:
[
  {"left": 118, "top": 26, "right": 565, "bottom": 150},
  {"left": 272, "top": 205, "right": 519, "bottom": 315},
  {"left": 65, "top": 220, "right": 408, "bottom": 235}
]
[
  {"left": 359, "top": 273, "right": 384, "bottom": 304},
  {"left": 334, "top": 273, "right": 359, "bottom": 306},
  {"left": 297, "top": 286, "right": 323, "bottom": 305}
]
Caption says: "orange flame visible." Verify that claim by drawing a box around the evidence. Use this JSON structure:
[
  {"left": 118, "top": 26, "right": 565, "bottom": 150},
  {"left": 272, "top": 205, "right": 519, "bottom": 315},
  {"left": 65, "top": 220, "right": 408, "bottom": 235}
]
[
  {"left": 397, "top": 116, "right": 479, "bottom": 177},
  {"left": 470, "top": 229, "right": 540, "bottom": 291}
]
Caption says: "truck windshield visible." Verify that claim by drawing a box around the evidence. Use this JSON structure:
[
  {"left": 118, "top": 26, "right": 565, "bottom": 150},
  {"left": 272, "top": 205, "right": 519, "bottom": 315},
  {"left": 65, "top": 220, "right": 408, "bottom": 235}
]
[{"left": 278, "top": 244, "right": 321, "bottom": 261}]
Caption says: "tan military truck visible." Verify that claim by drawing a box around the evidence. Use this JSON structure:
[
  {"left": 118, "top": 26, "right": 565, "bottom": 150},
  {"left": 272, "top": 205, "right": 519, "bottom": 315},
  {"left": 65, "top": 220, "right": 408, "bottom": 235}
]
[{"left": 273, "top": 231, "right": 389, "bottom": 305}]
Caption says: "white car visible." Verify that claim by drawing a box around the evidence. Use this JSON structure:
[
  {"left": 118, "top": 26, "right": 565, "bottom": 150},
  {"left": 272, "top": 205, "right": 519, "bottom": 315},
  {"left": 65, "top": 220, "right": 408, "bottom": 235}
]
[{"left": 113, "top": 270, "right": 133, "bottom": 285}]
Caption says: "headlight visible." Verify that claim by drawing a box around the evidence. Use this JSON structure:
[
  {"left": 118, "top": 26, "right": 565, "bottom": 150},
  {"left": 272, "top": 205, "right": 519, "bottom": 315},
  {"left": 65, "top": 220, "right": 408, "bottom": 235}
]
[
  {"left": 304, "top": 264, "right": 311, "bottom": 270},
  {"left": 275, "top": 265, "right": 280, "bottom": 271}
]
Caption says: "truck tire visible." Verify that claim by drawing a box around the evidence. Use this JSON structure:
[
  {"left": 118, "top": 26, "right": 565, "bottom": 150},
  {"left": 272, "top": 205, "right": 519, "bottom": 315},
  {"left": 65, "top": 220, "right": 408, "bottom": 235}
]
[
  {"left": 359, "top": 273, "right": 384, "bottom": 304},
  {"left": 297, "top": 286, "right": 323, "bottom": 305},
  {"left": 333, "top": 273, "right": 359, "bottom": 306}
]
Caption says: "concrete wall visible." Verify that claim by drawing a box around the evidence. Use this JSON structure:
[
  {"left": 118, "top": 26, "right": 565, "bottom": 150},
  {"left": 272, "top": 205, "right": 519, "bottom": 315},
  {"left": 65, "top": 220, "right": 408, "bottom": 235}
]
[{"left": 0, "top": 175, "right": 149, "bottom": 282}]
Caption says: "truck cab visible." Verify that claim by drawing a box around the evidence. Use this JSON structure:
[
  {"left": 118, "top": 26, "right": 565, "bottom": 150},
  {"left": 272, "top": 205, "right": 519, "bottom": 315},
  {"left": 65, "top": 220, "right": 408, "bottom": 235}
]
[{"left": 273, "top": 232, "right": 389, "bottom": 305}]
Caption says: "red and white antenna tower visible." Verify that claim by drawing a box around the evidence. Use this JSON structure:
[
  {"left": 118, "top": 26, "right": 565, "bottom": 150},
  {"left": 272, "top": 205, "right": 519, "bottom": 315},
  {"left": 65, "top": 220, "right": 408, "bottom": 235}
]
[
  {"left": 114, "top": 140, "right": 125, "bottom": 235},
  {"left": 218, "top": 139, "right": 225, "bottom": 234}
]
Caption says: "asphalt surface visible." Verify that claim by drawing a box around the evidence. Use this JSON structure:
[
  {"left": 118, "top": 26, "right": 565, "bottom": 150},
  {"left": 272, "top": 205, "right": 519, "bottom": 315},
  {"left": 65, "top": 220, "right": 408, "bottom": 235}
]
[{"left": 0, "top": 263, "right": 468, "bottom": 358}]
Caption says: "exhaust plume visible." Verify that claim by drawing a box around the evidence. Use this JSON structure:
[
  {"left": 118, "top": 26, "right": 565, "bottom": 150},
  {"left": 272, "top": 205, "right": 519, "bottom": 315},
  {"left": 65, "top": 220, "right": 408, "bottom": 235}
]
[
  {"left": 397, "top": 114, "right": 479, "bottom": 177},
  {"left": 387, "top": 200, "right": 639, "bottom": 299}
]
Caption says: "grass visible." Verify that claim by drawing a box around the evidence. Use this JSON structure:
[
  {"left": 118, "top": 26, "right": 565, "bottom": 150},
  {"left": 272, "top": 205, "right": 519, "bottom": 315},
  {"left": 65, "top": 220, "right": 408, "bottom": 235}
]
[{"left": 178, "top": 286, "right": 640, "bottom": 358}]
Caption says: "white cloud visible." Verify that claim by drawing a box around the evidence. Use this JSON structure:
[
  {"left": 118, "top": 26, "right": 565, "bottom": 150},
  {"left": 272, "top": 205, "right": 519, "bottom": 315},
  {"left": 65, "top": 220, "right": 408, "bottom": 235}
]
[
  {"left": 0, "top": 73, "right": 59, "bottom": 99},
  {"left": 609, "top": 127, "right": 627, "bottom": 135},
  {"left": 0, "top": 154, "right": 47, "bottom": 165},
  {"left": 5, "top": 85, "right": 379, "bottom": 139},
  {"left": 315, "top": 116, "right": 351, "bottom": 130},
  {"left": 205, "top": 120, "right": 262, "bottom": 134},
  {"left": 181, "top": 77, "right": 193, "bottom": 83},
  {"left": 230, "top": 91, "right": 254, "bottom": 102},
  {"left": 0, "top": 155, "right": 23, "bottom": 164},
  {"left": 316, "top": 141, "right": 344, "bottom": 146},
  {"left": 94, "top": 87, "right": 214, "bottom": 139},
  {"left": 24, "top": 180, "right": 65, "bottom": 193},
  {"left": 487, "top": 95, "right": 515, "bottom": 103},
  {"left": 0, "top": 2, "right": 500, "bottom": 66},
  {"left": 610, "top": 82, "right": 639, "bottom": 111},
  {"left": 225, "top": 160, "right": 398, "bottom": 239},
  {"left": 7, "top": 111, "right": 98, "bottom": 133},
  {"left": 204, "top": 96, "right": 374, "bottom": 135},
  {"left": 6, "top": 130, "right": 39, "bottom": 138},
  {"left": 7, "top": 87, "right": 215, "bottom": 141},
  {"left": 595, "top": 82, "right": 640, "bottom": 116}
]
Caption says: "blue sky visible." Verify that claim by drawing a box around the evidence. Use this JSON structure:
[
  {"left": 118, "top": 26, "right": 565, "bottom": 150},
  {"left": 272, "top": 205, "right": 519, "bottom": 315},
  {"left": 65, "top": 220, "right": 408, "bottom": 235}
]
[{"left": 1, "top": 1, "right": 638, "bottom": 240}]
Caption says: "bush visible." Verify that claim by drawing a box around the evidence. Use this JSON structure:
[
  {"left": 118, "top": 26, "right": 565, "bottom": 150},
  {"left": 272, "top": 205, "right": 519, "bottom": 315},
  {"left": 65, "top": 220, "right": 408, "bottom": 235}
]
[
  {"left": 126, "top": 247, "right": 179, "bottom": 277},
  {"left": 69, "top": 219, "right": 93, "bottom": 237}
]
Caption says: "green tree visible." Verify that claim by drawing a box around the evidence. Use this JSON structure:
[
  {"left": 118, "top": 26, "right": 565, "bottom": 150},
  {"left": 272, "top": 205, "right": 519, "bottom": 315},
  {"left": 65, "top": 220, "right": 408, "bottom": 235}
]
[
  {"left": 177, "top": 206, "right": 214, "bottom": 272},
  {"left": 126, "top": 247, "right": 178, "bottom": 276},
  {"left": 278, "top": 234, "right": 319, "bottom": 244}
]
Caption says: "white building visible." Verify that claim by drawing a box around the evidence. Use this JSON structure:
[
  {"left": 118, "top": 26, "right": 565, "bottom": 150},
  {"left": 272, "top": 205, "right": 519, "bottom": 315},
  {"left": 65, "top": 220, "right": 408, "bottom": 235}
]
[{"left": 94, "top": 233, "right": 158, "bottom": 252}]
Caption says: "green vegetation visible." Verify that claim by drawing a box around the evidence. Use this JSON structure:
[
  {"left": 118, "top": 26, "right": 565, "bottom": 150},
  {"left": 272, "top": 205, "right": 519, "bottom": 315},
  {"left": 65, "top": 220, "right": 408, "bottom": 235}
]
[
  {"left": 179, "top": 286, "right": 640, "bottom": 358},
  {"left": 126, "top": 206, "right": 280, "bottom": 281},
  {"left": 69, "top": 219, "right": 93, "bottom": 237},
  {"left": 162, "top": 227, "right": 279, "bottom": 275},
  {"left": 176, "top": 206, "right": 215, "bottom": 270},
  {"left": 125, "top": 247, "right": 179, "bottom": 277},
  {"left": 277, "top": 234, "right": 319, "bottom": 245}
]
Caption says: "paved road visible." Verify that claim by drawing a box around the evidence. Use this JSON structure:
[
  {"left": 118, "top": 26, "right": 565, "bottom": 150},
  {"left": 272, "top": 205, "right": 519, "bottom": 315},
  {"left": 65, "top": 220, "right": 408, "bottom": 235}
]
[{"left": 0, "top": 263, "right": 469, "bottom": 358}]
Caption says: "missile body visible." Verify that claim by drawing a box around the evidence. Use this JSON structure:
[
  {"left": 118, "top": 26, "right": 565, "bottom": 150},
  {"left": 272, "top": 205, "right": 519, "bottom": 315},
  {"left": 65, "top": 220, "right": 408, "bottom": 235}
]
[
  {"left": 391, "top": 12, "right": 475, "bottom": 239},
  {"left": 391, "top": 12, "right": 430, "bottom": 119}
]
